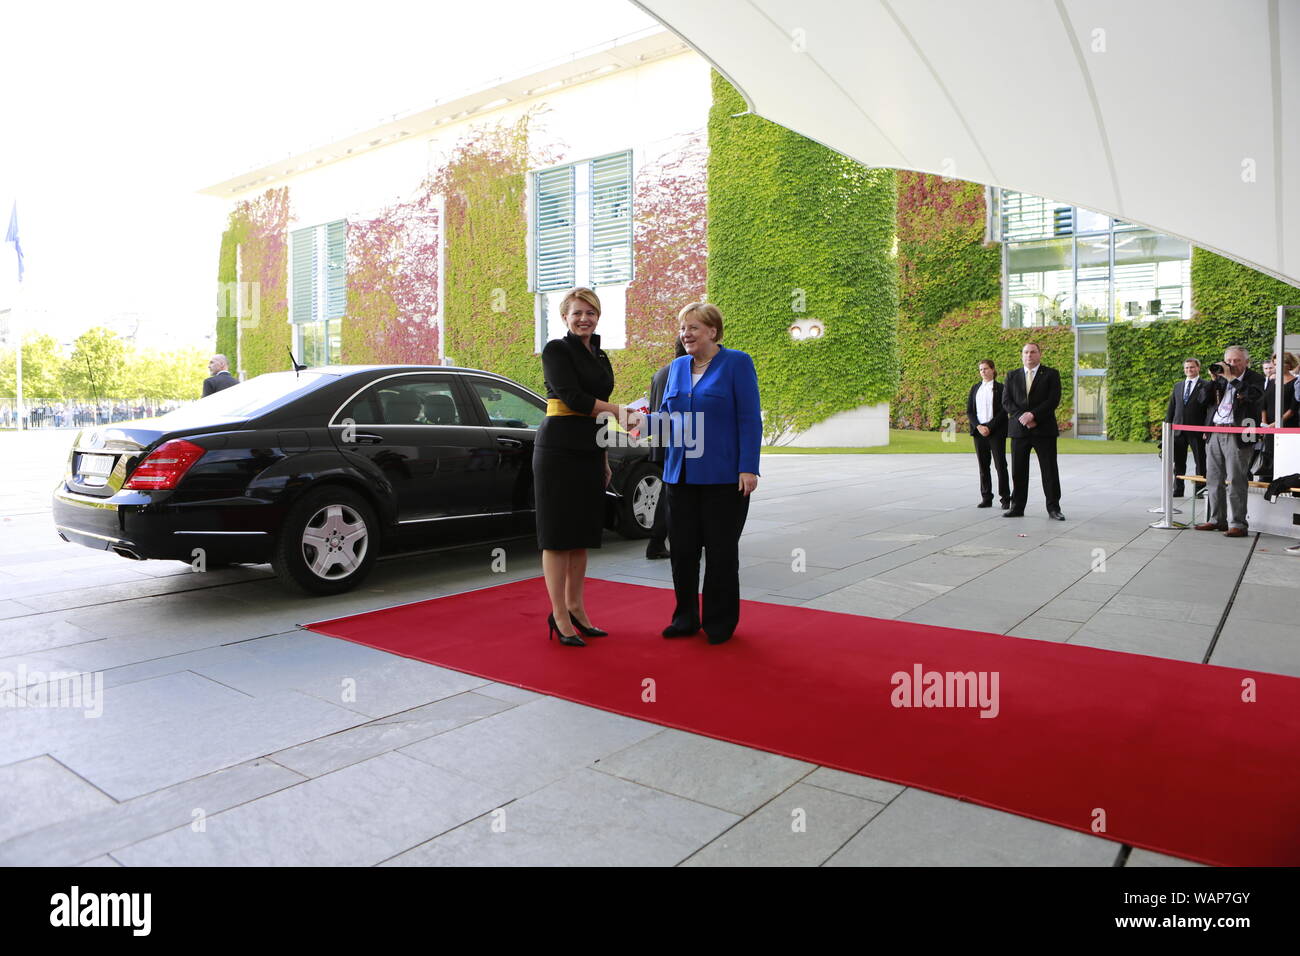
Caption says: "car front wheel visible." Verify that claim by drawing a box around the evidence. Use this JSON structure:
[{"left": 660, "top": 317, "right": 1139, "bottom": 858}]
[
  {"left": 272, "top": 486, "right": 378, "bottom": 595},
  {"left": 616, "top": 464, "right": 662, "bottom": 539}
]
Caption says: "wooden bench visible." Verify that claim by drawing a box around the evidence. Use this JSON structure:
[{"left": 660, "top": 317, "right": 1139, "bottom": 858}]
[{"left": 1178, "top": 475, "right": 1300, "bottom": 524}]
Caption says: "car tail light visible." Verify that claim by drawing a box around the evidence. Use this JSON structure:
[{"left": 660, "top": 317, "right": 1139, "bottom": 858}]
[{"left": 124, "top": 439, "right": 206, "bottom": 490}]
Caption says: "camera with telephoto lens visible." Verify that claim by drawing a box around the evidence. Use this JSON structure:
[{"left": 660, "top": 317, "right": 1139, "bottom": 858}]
[{"left": 1209, "top": 362, "right": 1225, "bottom": 376}]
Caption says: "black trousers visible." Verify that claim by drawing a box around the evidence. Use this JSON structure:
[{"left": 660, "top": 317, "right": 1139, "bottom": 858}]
[
  {"left": 1010, "top": 433, "right": 1062, "bottom": 512},
  {"left": 1171, "top": 430, "right": 1206, "bottom": 496},
  {"left": 665, "top": 482, "right": 751, "bottom": 638},
  {"left": 972, "top": 429, "right": 1010, "bottom": 503}
]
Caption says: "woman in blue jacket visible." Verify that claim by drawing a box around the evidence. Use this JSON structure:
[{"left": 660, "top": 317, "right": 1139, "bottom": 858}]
[{"left": 649, "top": 302, "right": 762, "bottom": 644}]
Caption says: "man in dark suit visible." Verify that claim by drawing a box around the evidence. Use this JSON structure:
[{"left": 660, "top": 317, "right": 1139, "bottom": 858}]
[
  {"left": 966, "top": 358, "right": 1010, "bottom": 509},
  {"left": 202, "top": 355, "right": 238, "bottom": 397},
  {"left": 1165, "top": 358, "right": 1211, "bottom": 498},
  {"left": 644, "top": 339, "right": 687, "bottom": 559},
  {"left": 1002, "top": 341, "right": 1064, "bottom": 520},
  {"left": 1195, "top": 345, "right": 1265, "bottom": 537}
]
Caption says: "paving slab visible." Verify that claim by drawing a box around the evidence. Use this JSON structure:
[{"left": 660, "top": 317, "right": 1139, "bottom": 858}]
[
  {"left": 385, "top": 767, "right": 736, "bottom": 866},
  {"left": 825, "top": 788, "right": 1119, "bottom": 866},
  {"left": 0, "top": 756, "right": 117, "bottom": 844},
  {"left": 399, "top": 696, "right": 661, "bottom": 798},
  {"left": 592, "top": 728, "right": 814, "bottom": 815},
  {"left": 684, "top": 782, "right": 885, "bottom": 866},
  {"left": 112, "top": 752, "right": 508, "bottom": 866},
  {"left": 0, "top": 758, "right": 304, "bottom": 866}
]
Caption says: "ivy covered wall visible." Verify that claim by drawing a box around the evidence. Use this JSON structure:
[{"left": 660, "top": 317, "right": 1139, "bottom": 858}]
[
  {"left": 707, "top": 73, "right": 897, "bottom": 442},
  {"left": 219, "top": 188, "right": 291, "bottom": 379},
  {"left": 893, "top": 171, "right": 1074, "bottom": 432}
]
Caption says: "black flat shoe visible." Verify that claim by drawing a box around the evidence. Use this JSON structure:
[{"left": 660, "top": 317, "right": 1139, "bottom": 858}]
[
  {"left": 1000, "top": 500, "right": 1011, "bottom": 510},
  {"left": 1002, "top": 509, "right": 1025, "bottom": 518},
  {"left": 706, "top": 632, "right": 733, "bottom": 645},
  {"left": 662, "top": 621, "right": 700, "bottom": 638},
  {"left": 977, "top": 500, "right": 993, "bottom": 508},
  {"left": 645, "top": 547, "right": 671, "bottom": 559},
  {"left": 569, "top": 612, "right": 608, "bottom": 637},
  {"left": 1047, "top": 510, "right": 1066, "bottom": 521},
  {"left": 548, "top": 613, "right": 585, "bottom": 647}
]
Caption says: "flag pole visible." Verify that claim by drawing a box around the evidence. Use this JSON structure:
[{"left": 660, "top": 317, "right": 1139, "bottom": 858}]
[{"left": 13, "top": 293, "right": 22, "bottom": 431}]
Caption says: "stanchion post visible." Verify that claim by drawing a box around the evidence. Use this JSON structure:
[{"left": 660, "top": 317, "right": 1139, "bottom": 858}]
[{"left": 1151, "top": 421, "right": 1188, "bottom": 529}]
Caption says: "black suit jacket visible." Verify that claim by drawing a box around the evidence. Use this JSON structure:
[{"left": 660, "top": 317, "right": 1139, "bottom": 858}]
[
  {"left": 1002, "top": 364, "right": 1061, "bottom": 439},
  {"left": 1165, "top": 377, "right": 1211, "bottom": 427},
  {"left": 966, "top": 380, "right": 1007, "bottom": 436},
  {"left": 202, "top": 371, "right": 237, "bottom": 396},
  {"left": 1204, "top": 369, "right": 1266, "bottom": 446},
  {"left": 535, "top": 331, "right": 615, "bottom": 451}
]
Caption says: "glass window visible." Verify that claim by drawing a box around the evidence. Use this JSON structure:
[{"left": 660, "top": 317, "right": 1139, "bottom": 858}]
[
  {"left": 1000, "top": 190, "right": 1191, "bottom": 328},
  {"left": 1075, "top": 375, "right": 1106, "bottom": 438},
  {"left": 469, "top": 379, "right": 545, "bottom": 430},
  {"left": 164, "top": 371, "right": 329, "bottom": 425},
  {"left": 1007, "top": 239, "right": 1072, "bottom": 327},
  {"left": 336, "top": 376, "right": 467, "bottom": 426}
]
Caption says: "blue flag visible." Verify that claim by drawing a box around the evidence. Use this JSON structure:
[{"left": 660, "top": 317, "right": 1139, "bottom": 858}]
[{"left": 5, "top": 202, "right": 23, "bottom": 282}]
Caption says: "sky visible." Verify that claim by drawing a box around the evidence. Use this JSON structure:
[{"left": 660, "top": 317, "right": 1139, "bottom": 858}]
[{"left": 0, "top": 0, "right": 658, "bottom": 351}]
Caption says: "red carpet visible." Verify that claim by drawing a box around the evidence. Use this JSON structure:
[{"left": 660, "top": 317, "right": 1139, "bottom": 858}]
[{"left": 305, "top": 577, "right": 1300, "bottom": 866}]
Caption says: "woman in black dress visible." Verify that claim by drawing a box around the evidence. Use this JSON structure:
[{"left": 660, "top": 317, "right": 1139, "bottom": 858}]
[{"left": 535, "top": 288, "right": 634, "bottom": 646}]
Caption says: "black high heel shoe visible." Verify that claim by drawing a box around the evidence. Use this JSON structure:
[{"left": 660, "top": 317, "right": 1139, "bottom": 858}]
[
  {"left": 569, "top": 612, "right": 608, "bottom": 637},
  {"left": 548, "top": 613, "right": 586, "bottom": 647}
]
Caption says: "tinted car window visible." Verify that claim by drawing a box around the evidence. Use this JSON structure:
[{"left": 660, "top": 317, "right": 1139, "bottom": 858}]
[
  {"left": 338, "top": 376, "right": 468, "bottom": 425},
  {"left": 470, "top": 380, "right": 545, "bottom": 429},
  {"left": 151, "top": 372, "right": 330, "bottom": 426}
]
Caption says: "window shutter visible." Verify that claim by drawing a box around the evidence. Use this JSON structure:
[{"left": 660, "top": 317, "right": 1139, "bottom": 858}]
[
  {"left": 291, "top": 226, "right": 317, "bottom": 324},
  {"left": 534, "top": 165, "right": 576, "bottom": 292},
  {"left": 325, "top": 220, "right": 347, "bottom": 320},
  {"left": 590, "top": 151, "right": 632, "bottom": 286}
]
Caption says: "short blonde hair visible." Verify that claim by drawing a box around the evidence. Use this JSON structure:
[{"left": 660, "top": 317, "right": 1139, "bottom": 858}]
[
  {"left": 1281, "top": 352, "right": 1299, "bottom": 373},
  {"left": 677, "top": 302, "right": 723, "bottom": 343},
  {"left": 559, "top": 287, "right": 601, "bottom": 317}
]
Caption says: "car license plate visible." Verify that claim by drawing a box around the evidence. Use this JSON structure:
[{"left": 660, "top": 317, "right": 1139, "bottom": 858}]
[{"left": 79, "top": 454, "right": 115, "bottom": 477}]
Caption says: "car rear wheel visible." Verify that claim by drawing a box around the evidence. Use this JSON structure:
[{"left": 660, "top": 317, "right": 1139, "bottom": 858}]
[
  {"left": 272, "top": 486, "right": 378, "bottom": 595},
  {"left": 616, "top": 464, "right": 662, "bottom": 539}
]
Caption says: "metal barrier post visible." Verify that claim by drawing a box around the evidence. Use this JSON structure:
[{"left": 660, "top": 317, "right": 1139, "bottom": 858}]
[{"left": 1150, "top": 421, "right": 1188, "bottom": 529}]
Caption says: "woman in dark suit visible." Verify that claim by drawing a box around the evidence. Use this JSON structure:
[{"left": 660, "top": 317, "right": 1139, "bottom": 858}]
[
  {"left": 640, "top": 302, "right": 761, "bottom": 645},
  {"left": 535, "top": 287, "right": 634, "bottom": 647},
  {"left": 967, "top": 358, "right": 1010, "bottom": 508}
]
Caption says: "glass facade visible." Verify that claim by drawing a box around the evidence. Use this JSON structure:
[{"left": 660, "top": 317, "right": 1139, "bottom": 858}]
[
  {"left": 1000, "top": 189, "right": 1192, "bottom": 439},
  {"left": 1000, "top": 190, "right": 1190, "bottom": 327}
]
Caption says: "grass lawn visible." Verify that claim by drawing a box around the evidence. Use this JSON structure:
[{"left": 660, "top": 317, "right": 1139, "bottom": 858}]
[{"left": 765, "top": 429, "right": 1154, "bottom": 455}]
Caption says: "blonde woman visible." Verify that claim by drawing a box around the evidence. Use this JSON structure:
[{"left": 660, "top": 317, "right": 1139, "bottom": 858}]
[
  {"left": 534, "top": 288, "right": 635, "bottom": 646},
  {"left": 646, "top": 302, "right": 761, "bottom": 644}
]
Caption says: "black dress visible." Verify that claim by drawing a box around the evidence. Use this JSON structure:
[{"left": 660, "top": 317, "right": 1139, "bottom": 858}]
[{"left": 534, "top": 331, "right": 615, "bottom": 550}]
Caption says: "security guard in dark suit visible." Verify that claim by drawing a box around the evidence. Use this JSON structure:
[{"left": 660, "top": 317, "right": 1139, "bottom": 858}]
[
  {"left": 202, "top": 355, "right": 238, "bottom": 397},
  {"left": 1165, "top": 358, "right": 1211, "bottom": 497}
]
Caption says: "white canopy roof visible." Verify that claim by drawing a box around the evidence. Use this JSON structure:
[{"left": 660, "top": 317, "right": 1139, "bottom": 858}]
[{"left": 633, "top": 0, "right": 1300, "bottom": 290}]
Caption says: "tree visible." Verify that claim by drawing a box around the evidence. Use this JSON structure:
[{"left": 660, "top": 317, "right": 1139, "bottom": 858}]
[
  {"left": 0, "top": 332, "right": 65, "bottom": 399},
  {"left": 61, "top": 327, "right": 128, "bottom": 399}
]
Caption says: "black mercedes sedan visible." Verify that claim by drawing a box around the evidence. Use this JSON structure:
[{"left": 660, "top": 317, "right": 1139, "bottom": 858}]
[{"left": 52, "top": 365, "right": 663, "bottom": 595}]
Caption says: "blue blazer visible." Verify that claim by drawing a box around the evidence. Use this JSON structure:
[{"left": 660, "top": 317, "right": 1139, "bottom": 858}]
[{"left": 651, "top": 346, "right": 762, "bottom": 484}]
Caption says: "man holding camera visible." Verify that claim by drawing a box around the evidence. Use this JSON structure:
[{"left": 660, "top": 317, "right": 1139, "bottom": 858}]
[
  {"left": 1165, "top": 358, "right": 1210, "bottom": 498},
  {"left": 1196, "top": 346, "right": 1265, "bottom": 537}
]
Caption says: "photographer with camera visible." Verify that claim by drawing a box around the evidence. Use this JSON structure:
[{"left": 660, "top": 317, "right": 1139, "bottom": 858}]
[{"left": 1195, "top": 347, "right": 1265, "bottom": 537}]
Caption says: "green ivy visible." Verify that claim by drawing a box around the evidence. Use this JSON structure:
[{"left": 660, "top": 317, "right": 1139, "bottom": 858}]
[
  {"left": 433, "top": 116, "right": 539, "bottom": 392},
  {"left": 216, "top": 188, "right": 291, "bottom": 379},
  {"left": 893, "top": 171, "right": 1075, "bottom": 431},
  {"left": 215, "top": 225, "right": 240, "bottom": 360},
  {"left": 707, "top": 72, "right": 897, "bottom": 442}
]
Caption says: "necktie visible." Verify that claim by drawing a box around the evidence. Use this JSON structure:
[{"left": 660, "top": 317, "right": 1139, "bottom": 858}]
[
  {"left": 1184, "top": 380, "right": 1193, "bottom": 402},
  {"left": 1026, "top": 367, "right": 1036, "bottom": 392}
]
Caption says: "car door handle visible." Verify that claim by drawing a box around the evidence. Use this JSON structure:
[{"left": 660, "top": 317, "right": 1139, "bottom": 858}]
[
  {"left": 496, "top": 437, "right": 523, "bottom": 449},
  {"left": 355, "top": 433, "right": 384, "bottom": 445}
]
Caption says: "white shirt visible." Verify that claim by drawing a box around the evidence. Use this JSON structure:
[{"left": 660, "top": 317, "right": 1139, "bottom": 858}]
[
  {"left": 976, "top": 380, "right": 994, "bottom": 424},
  {"left": 1214, "top": 379, "right": 1237, "bottom": 424},
  {"left": 691, "top": 370, "right": 704, "bottom": 387}
]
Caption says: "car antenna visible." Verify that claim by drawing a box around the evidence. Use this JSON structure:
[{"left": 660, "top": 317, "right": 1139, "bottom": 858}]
[{"left": 287, "top": 348, "right": 307, "bottom": 377}]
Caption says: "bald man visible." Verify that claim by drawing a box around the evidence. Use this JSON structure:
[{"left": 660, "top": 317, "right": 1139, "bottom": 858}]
[{"left": 202, "top": 355, "right": 238, "bottom": 397}]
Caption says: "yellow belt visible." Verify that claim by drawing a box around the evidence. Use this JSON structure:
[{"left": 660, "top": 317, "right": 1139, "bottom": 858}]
[{"left": 546, "top": 398, "right": 586, "bottom": 417}]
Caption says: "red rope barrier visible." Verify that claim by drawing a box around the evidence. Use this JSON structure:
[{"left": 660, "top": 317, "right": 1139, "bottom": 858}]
[{"left": 1171, "top": 423, "right": 1299, "bottom": 435}]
